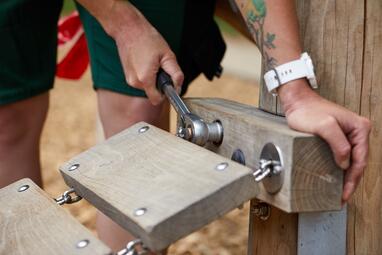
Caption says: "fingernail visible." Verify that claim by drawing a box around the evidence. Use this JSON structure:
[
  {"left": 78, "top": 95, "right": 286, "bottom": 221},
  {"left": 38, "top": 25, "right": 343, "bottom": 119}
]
[
  {"left": 340, "top": 158, "right": 350, "bottom": 169},
  {"left": 342, "top": 182, "right": 354, "bottom": 202}
]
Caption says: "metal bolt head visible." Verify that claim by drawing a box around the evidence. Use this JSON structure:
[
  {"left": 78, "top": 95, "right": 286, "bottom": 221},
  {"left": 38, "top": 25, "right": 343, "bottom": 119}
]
[
  {"left": 251, "top": 202, "right": 271, "bottom": 221},
  {"left": 231, "top": 149, "right": 246, "bottom": 166},
  {"left": 138, "top": 126, "right": 149, "bottom": 133},
  {"left": 18, "top": 185, "right": 29, "bottom": 192},
  {"left": 176, "top": 127, "right": 186, "bottom": 138},
  {"left": 215, "top": 162, "right": 229, "bottom": 171},
  {"left": 69, "top": 164, "right": 80, "bottom": 171},
  {"left": 76, "top": 239, "right": 89, "bottom": 249},
  {"left": 134, "top": 208, "right": 147, "bottom": 217}
]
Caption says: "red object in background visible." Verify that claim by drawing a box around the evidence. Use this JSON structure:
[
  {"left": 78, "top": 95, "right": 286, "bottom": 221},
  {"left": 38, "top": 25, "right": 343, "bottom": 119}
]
[{"left": 56, "top": 12, "right": 90, "bottom": 80}]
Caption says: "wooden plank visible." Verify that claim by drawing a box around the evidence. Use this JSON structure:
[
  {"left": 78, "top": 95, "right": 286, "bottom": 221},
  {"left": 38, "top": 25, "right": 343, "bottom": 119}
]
[
  {"left": 59, "top": 122, "right": 258, "bottom": 251},
  {"left": 186, "top": 98, "right": 342, "bottom": 212},
  {"left": 350, "top": 0, "right": 382, "bottom": 253},
  {"left": 298, "top": 207, "right": 347, "bottom": 255},
  {"left": 0, "top": 179, "right": 111, "bottom": 255}
]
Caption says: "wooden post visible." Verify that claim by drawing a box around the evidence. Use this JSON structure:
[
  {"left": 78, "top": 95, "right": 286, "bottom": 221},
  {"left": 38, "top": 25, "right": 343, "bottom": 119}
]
[{"left": 249, "top": 0, "right": 382, "bottom": 254}]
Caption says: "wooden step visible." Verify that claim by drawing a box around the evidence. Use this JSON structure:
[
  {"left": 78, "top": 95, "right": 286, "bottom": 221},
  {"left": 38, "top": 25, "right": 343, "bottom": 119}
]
[
  {"left": 185, "top": 98, "right": 343, "bottom": 213},
  {"left": 60, "top": 122, "right": 258, "bottom": 251},
  {"left": 0, "top": 179, "right": 111, "bottom": 255}
]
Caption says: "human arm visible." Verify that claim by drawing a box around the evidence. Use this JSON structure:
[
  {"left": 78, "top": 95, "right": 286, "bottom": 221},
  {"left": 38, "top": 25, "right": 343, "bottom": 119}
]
[
  {"left": 232, "top": 0, "right": 371, "bottom": 202},
  {"left": 75, "top": 0, "right": 184, "bottom": 105}
]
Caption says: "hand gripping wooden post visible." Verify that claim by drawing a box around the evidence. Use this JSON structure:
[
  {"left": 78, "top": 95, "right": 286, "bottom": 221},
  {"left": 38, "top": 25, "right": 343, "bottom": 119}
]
[
  {"left": 184, "top": 98, "right": 342, "bottom": 213},
  {"left": 236, "top": 0, "right": 382, "bottom": 254}
]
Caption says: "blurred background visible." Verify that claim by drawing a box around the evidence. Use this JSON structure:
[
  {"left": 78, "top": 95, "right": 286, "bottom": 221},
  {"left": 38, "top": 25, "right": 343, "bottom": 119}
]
[{"left": 43, "top": 1, "right": 261, "bottom": 254}]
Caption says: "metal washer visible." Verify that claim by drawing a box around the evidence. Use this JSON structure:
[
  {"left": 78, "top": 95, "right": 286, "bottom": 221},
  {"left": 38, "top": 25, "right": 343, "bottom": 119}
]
[{"left": 259, "top": 143, "right": 284, "bottom": 194}]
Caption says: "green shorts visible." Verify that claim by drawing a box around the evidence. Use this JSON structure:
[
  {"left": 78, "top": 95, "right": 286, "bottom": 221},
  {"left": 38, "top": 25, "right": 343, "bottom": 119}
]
[
  {"left": 0, "top": 0, "right": 63, "bottom": 105},
  {"left": 76, "top": 1, "right": 187, "bottom": 97},
  {"left": 0, "top": 0, "right": 224, "bottom": 105}
]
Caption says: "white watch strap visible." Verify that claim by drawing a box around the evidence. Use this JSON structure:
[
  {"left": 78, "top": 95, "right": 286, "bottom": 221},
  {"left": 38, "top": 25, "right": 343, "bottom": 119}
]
[{"left": 264, "top": 58, "right": 310, "bottom": 94}]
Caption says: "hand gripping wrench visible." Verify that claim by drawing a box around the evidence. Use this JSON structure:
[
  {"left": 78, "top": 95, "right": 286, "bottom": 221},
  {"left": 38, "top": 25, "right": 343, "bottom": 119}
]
[{"left": 156, "top": 70, "right": 223, "bottom": 146}]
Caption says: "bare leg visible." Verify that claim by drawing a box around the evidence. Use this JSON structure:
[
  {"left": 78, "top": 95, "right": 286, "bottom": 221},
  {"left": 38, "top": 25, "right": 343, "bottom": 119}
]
[
  {"left": 96, "top": 89, "right": 169, "bottom": 252},
  {"left": 0, "top": 93, "right": 49, "bottom": 188}
]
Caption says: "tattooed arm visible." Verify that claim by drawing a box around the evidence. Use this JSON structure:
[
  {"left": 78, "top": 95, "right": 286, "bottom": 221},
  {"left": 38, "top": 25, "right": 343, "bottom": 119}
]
[
  {"left": 233, "top": 0, "right": 371, "bottom": 203},
  {"left": 235, "top": 0, "right": 301, "bottom": 70}
]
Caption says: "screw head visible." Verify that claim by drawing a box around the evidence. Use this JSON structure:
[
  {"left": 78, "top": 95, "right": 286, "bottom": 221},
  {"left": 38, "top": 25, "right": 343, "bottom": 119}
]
[
  {"left": 134, "top": 208, "right": 147, "bottom": 217},
  {"left": 69, "top": 164, "right": 80, "bottom": 171},
  {"left": 18, "top": 185, "right": 29, "bottom": 192},
  {"left": 251, "top": 202, "right": 270, "bottom": 221},
  {"left": 215, "top": 162, "right": 229, "bottom": 171},
  {"left": 76, "top": 239, "right": 89, "bottom": 249},
  {"left": 138, "top": 126, "right": 150, "bottom": 133}
]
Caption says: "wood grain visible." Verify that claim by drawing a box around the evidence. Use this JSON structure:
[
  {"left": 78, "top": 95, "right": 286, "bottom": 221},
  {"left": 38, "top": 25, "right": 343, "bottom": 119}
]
[
  {"left": 250, "top": 206, "right": 298, "bottom": 255},
  {"left": 60, "top": 122, "right": 258, "bottom": 251},
  {"left": 257, "top": 0, "right": 365, "bottom": 115},
  {"left": 186, "top": 98, "right": 342, "bottom": 213},
  {"left": 247, "top": 0, "right": 367, "bottom": 254},
  {"left": 351, "top": 0, "right": 382, "bottom": 254},
  {"left": 297, "top": 0, "right": 368, "bottom": 254},
  {"left": 0, "top": 179, "right": 111, "bottom": 255}
]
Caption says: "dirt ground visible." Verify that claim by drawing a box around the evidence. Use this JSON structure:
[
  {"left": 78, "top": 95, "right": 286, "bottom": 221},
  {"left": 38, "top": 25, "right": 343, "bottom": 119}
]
[{"left": 42, "top": 36, "right": 259, "bottom": 254}]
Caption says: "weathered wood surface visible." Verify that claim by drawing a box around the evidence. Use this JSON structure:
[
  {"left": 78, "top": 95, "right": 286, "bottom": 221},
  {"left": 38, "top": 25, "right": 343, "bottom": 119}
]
[
  {"left": 0, "top": 179, "right": 111, "bottom": 255},
  {"left": 250, "top": 205, "right": 297, "bottom": 255},
  {"left": 186, "top": 98, "right": 342, "bottom": 213},
  {"left": 247, "top": 0, "right": 376, "bottom": 254},
  {"left": 351, "top": 0, "right": 382, "bottom": 254},
  {"left": 258, "top": 0, "right": 365, "bottom": 116},
  {"left": 60, "top": 122, "right": 258, "bottom": 251}
]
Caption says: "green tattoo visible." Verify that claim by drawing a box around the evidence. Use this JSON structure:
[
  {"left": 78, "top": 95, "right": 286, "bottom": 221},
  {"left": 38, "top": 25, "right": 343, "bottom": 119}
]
[{"left": 245, "top": 0, "right": 278, "bottom": 70}]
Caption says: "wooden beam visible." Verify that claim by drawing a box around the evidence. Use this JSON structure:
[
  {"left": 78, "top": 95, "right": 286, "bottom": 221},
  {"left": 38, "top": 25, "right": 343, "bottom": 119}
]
[
  {"left": 60, "top": 122, "right": 258, "bottom": 251},
  {"left": 185, "top": 98, "right": 343, "bottom": 212},
  {"left": 247, "top": 0, "right": 367, "bottom": 254},
  {"left": 352, "top": 0, "right": 382, "bottom": 253},
  {"left": 59, "top": 99, "right": 342, "bottom": 251},
  {"left": 0, "top": 179, "right": 111, "bottom": 255}
]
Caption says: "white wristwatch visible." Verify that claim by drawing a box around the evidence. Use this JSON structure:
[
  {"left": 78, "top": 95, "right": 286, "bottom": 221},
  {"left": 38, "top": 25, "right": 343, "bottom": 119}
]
[{"left": 264, "top": 52, "right": 318, "bottom": 95}]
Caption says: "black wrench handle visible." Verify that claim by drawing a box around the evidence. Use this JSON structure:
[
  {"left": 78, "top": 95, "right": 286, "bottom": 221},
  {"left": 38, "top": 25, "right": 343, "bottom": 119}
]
[{"left": 156, "top": 69, "right": 191, "bottom": 117}]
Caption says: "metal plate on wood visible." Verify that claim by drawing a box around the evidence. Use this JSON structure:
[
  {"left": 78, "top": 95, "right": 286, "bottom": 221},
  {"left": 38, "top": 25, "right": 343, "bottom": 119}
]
[
  {"left": 0, "top": 179, "right": 111, "bottom": 255},
  {"left": 60, "top": 122, "right": 258, "bottom": 251},
  {"left": 298, "top": 207, "right": 347, "bottom": 255}
]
